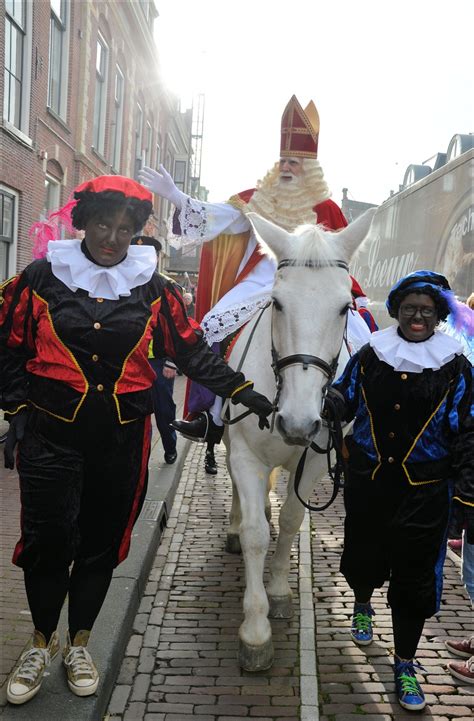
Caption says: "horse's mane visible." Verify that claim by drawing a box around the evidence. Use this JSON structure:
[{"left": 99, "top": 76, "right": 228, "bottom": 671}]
[{"left": 289, "top": 223, "right": 337, "bottom": 265}]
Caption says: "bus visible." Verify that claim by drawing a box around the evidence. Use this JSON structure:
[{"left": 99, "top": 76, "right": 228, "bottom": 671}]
[{"left": 351, "top": 140, "right": 473, "bottom": 328}]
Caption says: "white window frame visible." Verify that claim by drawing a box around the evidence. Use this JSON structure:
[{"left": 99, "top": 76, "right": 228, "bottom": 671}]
[
  {"left": 111, "top": 64, "right": 124, "bottom": 170},
  {"left": 134, "top": 102, "right": 144, "bottom": 178},
  {"left": 4, "top": 0, "right": 32, "bottom": 137},
  {"left": 47, "top": 0, "right": 70, "bottom": 119},
  {"left": 144, "top": 121, "right": 153, "bottom": 166},
  {"left": 92, "top": 32, "right": 108, "bottom": 155},
  {"left": 173, "top": 158, "right": 187, "bottom": 193},
  {"left": 0, "top": 185, "right": 19, "bottom": 280}
]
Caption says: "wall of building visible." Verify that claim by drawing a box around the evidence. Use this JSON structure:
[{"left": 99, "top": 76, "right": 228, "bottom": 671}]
[{"left": 0, "top": 0, "right": 194, "bottom": 280}]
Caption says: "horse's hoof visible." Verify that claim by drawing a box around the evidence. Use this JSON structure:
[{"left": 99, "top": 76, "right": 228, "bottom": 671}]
[
  {"left": 225, "top": 533, "right": 242, "bottom": 554},
  {"left": 268, "top": 594, "right": 293, "bottom": 619},
  {"left": 238, "top": 637, "right": 274, "bottom": 672}
]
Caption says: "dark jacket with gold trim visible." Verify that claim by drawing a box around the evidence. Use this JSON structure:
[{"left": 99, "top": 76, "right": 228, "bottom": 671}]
[
  {"left": 332, "top": 344, "right": 473, "bottom": 508},
  {"left": 0, "top": 259, "right": 247, "bottom": 424}
]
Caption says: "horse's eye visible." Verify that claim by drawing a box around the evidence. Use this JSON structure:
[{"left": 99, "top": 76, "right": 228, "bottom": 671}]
[
  {"left": 273, "top": 298, "right": 283, "bottom": 312},
  {"left": 340, "top": 303, "right": 352, "bottom": 316}
]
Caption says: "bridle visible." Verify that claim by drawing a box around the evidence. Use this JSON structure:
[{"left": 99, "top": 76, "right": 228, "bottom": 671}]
[
  {"left": 270, "top": 257, "right": 350, "bottom": 512},
  {"left": 269, "top": 258, "right": 349, "bottom": 433},
  {"left": 223, "top": 256, "right": 351, "bottom": 512}
]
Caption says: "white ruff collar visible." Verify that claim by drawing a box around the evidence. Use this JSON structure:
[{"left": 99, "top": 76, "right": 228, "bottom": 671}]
[
  {"left": 46, "top": 240, "right": 156, "bottom": 300},
  {"left": 369, "top": 325, "right": 464, "bottom": 373}
]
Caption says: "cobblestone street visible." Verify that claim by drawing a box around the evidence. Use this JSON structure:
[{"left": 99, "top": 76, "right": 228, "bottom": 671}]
[{"left": 107, "top": 444, "right": 474, "bottom": 721}]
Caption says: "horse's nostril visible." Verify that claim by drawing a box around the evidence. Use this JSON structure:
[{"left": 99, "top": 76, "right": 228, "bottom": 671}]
[
  {"left": 276, "top": 415, "right": 286, "bottom": 435},
  {"left": 311, "top": 419, "right": 321, "bottom": 437}
]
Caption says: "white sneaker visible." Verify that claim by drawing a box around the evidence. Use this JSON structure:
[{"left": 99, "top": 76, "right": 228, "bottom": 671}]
[
  {"left": 7, "top": 630, "right": 60, "bottom": 705},
  {"left": 63, "top": 630, "right": 99, "bottom": 696}
]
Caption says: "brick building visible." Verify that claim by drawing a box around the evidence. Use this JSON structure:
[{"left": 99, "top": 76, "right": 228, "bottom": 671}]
[{"left": 1, "top": 0, "right": 194, "bottom": 281}]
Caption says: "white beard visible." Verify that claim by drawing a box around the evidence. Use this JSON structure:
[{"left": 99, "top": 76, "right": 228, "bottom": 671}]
[{"left": 245, "top": 161, "right": 331, "bottom": 231}]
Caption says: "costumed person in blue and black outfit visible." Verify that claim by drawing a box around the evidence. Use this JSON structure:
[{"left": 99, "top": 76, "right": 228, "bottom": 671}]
[
  {"left": 0, "top": 175, "right": 272, "bottom": 706},
  {"left": 329, "top": 270, "right": 473, "bottom": 711}
]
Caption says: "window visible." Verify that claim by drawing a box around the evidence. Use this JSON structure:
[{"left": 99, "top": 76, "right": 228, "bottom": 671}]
[
  {"left": 0, "top": 189, "right": 16, "bottom": 281},
  {"left": 155, "top": 135, "right": 162, "bottom": 169},
  {"left": 93, "top": 33, "right": 108, "bottom": 155},
  {"left": 144, "top": 122, "right": 153, "bottom": 166},
  {"left": 48, "top": 0, "right": 69, "bottom": 118},
  {"left": 43, "top": 176, "right": 61, "bottom": 218},
  {"left": 134, "top": 103, "right": 144, "bottom": 178},
  {"left": 174, "top": 160, "right": 187, "bottom": 192},
  {"left": 111, "top": 65, "right": 124, "bottom": 170},
  {"left": 4, "top": 0, "right": 26, "bottom": 127}
]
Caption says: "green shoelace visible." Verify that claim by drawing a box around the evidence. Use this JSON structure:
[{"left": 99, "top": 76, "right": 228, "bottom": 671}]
[
  {"left": 352, "top": 612, "right": 372, "bottom": 632},
  {"left": 398, "top": 672, "right": 422, "bottom": 696}
]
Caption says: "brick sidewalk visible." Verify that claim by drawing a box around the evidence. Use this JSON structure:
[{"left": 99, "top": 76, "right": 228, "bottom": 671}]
[{"left": 108, "top": 446, "right": 473, "bottom": 721}]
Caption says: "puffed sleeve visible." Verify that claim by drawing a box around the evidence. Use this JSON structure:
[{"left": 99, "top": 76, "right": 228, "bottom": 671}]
[
  {"left": 151, "top": 279, "right": 249, "bottom": 398},
  {"left": 0, "top": 272, "right": 35, "bottom": 416},
  {"left": 331, "top": 352, "right": 363, "bottom": 423},
  {"left": 449, "top": 360, "right": 474, "bottom": 508}
]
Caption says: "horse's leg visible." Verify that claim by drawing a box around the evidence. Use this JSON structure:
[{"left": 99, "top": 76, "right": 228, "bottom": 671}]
[
  {"left": 227, "top": 443, "right": 274, "bottom": 671},
  {"left": 267, "top": 457, "right": 326, "bottom": 619},
  {"left": 226, "top": 477, "right": 242, "bottom": 554}
]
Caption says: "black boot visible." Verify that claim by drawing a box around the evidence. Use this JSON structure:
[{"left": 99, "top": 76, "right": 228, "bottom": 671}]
[
  {"left": 171, "top": 411, "right": 224, "bottom": 444},
  {"left": 204, "top": 443, "right": 218, "bottom": 475}
]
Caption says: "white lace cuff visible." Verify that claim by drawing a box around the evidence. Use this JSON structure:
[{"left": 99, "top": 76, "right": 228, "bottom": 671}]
[{"left": 201, "top": 295, "right": 271, "bottom": 344}]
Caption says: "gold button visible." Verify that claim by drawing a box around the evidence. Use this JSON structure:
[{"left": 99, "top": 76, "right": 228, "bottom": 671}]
[
  {"left": 388, "top": 456, "right": 395, "bottom": 463},
  {"left": 394, "top": 403, "right": 400, "bottom": 410},
  {"left": 92, "top": 354, "right": 99, "bottom": 362},
  {"left": 389, "top": 431, "right": 395, "bottom": 439},
  {"left": 97, "top": 384, "right": 104, "bottom": 392},
  {"left": 96, "top": 297, "right": 104, "bottom": 303},
  {"left": 401, "top": 373, "right": 408, "bottom": 380},
  {"left": 93, "top": 322, "right": 101, "bottom": 330}
]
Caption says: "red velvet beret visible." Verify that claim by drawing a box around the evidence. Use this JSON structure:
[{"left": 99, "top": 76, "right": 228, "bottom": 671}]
[{"left": 74, "top": 175, "right": 152, "bottom": 202}]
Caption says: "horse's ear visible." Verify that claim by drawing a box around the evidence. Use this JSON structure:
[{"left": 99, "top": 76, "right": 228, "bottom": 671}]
[
  {"left": 247, "top": 212, "right": 292, "bottom": 259},
  {"left": 332, "top": 207, "right": 377, "bottom": 261}
]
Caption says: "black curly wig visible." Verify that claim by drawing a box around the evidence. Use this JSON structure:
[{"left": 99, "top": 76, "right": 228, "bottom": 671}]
[
  {"left": 389, "top": 285, "right": 450, "bottom": 322},
  {"left": 71, "top": 190, "right": 153, "bottom": 234}
]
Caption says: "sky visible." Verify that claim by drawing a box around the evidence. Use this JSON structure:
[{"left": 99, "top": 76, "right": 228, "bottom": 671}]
[{"left": 155, "top": 0, "right": 473, "bottom": 206}]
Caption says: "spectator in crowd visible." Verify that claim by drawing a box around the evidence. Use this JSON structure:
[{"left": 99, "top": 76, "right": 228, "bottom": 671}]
[{"left": 132, "top": 235, "right": 178, "bottom": 464}]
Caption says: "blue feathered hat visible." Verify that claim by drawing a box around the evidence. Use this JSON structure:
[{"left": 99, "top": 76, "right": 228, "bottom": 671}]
[{"left": 387, "top": 270, "right": 473, "bottom": 337}]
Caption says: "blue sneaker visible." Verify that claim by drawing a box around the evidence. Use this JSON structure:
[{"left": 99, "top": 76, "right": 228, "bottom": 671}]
[
  {"left": 394, "top": 659, "right": 426, "bottom": 711},
  {"left": 350, "top": 603, "right": 374, "bottom": 645}
]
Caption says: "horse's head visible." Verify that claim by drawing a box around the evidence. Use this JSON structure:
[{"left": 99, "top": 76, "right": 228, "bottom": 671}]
[{"left": 247, "top": 208, "right": 376, "bottom": 447}]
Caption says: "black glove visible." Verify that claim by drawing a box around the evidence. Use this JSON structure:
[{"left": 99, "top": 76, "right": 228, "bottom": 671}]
[
  {"left": 464, "top": 505, "right": 474, "bottom": 545},
  {"left": 231, "top": 386, "right": 273, "bottom": 430},
  {"left": 323, "top": 387, "right": 346, "bottom": 420},
  {"left": 4, "top": 409, "right": 28, "bottom": 470}
]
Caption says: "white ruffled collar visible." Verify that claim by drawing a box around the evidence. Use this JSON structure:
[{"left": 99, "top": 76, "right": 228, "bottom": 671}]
[
  {"left": 46, "top": 239, "right": 156, "bottom": 300},
  {"left": 369, "top": 325, "right": 464, "bottom": 373}
]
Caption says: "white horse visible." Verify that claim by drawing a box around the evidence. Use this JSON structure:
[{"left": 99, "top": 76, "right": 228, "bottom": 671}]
[{"left": 223, "top": 208, "right": 376, "bottom": 671}]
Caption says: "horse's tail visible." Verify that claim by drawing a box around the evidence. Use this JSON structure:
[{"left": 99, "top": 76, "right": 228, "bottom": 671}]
[{"left": 268, "top": 467, "right": 280, "bottom": 492}]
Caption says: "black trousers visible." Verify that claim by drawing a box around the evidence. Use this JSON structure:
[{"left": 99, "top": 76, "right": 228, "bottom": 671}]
[
  {"left": 149, "top": 357, "right": 177, "bottom": 455},
  {"left": 13, "top": 402, "right": 151, "bottom": 638},
  {"left": 341, "top": 467, "right": 450, "bottom": 618}
]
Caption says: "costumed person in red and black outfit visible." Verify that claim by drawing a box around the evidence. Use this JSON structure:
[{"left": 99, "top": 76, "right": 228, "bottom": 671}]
[
  {"left": 139, "top": 95, "right": 355, "bottom": 474},
  {"left": 0, "top": 176, "right": 272, "bottom": 706},
  {"left": 328, "top": 270, "right": 473, "bottom": 711}
]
